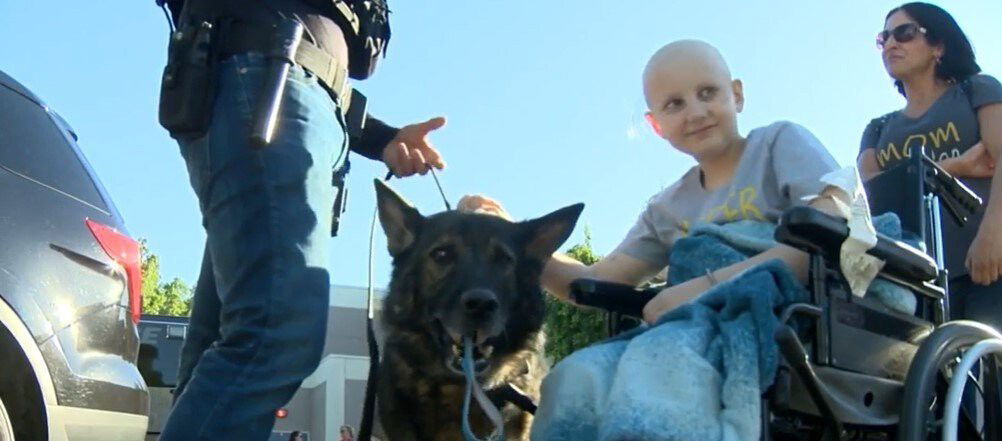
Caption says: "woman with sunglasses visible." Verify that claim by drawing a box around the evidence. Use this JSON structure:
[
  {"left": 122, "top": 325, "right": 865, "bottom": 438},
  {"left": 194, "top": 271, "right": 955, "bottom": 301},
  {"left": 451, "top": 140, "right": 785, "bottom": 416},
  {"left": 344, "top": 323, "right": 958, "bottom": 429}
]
[{"left": 858, "top": 2, "right": 1002, "bottom": 328}]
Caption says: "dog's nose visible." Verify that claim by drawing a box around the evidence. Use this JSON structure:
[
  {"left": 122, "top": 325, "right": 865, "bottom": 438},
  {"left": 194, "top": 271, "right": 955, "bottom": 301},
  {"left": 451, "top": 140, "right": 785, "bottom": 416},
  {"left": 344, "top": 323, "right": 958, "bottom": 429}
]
[{"left": 461, "top": 289, "right": 499, "bottom": 317}]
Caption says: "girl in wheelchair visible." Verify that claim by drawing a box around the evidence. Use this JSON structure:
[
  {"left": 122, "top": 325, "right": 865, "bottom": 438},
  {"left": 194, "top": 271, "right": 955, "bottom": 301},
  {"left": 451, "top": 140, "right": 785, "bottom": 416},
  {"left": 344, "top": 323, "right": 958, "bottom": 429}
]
[
  {"left": 460, "top": 8, "right": 1002, "bottom": 437},
  {"left": 460, "top": 39, "right": 842, "bottom": 325},
  {"left": 461, "top": 39, "right": 853, "bottom": 440}
]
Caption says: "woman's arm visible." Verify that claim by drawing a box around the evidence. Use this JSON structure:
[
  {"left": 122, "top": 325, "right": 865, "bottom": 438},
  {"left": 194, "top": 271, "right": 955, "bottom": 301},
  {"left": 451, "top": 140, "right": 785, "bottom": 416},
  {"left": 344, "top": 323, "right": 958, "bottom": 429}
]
[
  {"left": 857, "top": 149, "right": 882, "bottom": 181},
  {"left": 966, "top": 103, "right": 1002, "bottom": 285},
  {"left": 858, "top": 117, "right": 885, "bottom": 181},
  {"left": 860, "top": 140, "right": 995, "bottom": 181}
]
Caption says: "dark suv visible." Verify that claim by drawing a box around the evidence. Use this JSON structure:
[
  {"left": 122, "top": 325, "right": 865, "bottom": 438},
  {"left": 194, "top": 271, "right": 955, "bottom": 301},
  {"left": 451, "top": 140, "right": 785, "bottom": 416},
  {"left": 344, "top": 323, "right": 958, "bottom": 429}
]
[{"left": 0, "top": 69, "right": 149, "bottom": 440}]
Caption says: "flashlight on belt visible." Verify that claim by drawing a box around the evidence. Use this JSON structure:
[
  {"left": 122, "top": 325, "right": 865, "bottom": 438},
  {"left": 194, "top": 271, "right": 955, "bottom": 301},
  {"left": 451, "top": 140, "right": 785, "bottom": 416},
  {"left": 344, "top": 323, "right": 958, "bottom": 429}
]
[{"left": 250, "top": 19, "right": 304, "bottom": 148}]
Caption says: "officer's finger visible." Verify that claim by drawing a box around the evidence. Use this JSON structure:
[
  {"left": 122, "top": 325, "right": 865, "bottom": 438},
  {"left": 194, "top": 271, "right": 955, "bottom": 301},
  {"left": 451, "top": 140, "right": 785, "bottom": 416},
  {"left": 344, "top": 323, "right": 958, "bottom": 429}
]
[
  {"left": 410, "top": 149, "right": 429, "bottom": 176},
  {"left": 420, "top": 143, "right": 446, "bottom": 169},
  {"left": 418, "top": 116, "right": 447, "bottom": 135}
]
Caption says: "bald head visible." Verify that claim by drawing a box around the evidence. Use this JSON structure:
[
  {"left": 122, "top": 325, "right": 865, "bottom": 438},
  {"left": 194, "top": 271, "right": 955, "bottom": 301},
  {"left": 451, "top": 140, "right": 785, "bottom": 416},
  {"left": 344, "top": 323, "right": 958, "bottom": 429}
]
[
  {"left": 642, "top": 40, "right": 733, "bottom": 109},
  {"left": 640, "top": 40, "right": 745, "bottom": 154}
]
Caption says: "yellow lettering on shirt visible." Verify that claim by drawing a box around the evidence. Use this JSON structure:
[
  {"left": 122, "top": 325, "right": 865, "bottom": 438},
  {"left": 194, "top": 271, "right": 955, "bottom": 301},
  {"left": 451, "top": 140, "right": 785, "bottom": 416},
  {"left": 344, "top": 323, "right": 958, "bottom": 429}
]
[
  {"left": 686, "top": 185, "right": 765, "bottom": 228},
  {"left": 875, "top": 121, "right": 962, "bottom": 168},
  {"left": 903, "top": 134, "right": 927, "bottom": 156},
  {"left": 930, "top": 121, "right": 960, "bottom": 149},
  {"left": 877, "top": 142, "right": 902, "bottom": 168},
  {"left": 739, "top": 187, "right": 765, "bottom": 221}
]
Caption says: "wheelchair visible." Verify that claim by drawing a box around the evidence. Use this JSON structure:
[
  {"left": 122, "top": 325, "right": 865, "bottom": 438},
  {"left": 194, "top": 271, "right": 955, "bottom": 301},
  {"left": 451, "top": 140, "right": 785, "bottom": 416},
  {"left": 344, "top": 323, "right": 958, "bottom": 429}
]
[{"left": 569, "top": 151, "right": 1002, "bottom": 440}]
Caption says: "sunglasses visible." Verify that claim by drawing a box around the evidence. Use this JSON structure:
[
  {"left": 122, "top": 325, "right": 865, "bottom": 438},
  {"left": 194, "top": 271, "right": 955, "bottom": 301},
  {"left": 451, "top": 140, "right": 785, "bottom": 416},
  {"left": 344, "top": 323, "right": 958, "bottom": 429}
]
[{"left": 876, "top": 23, "right": 928, "bottom": 48}]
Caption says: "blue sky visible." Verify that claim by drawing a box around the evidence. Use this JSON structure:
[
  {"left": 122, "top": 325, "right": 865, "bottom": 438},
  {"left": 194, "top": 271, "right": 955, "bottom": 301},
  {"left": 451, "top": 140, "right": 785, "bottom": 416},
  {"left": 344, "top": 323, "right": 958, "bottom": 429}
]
[{"left": 3, "top": 1, "right": 1000, "bottom": 290}]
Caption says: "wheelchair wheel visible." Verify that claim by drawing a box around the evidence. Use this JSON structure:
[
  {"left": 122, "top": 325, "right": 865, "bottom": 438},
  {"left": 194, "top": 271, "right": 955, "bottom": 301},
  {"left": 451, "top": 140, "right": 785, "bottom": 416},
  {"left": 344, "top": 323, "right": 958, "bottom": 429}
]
[
  {"left": 898, "top": 321, "right": 1002, "bottom": 441},
  {"left": 0, "top": 396, "right": 14, "bottom": 441}
]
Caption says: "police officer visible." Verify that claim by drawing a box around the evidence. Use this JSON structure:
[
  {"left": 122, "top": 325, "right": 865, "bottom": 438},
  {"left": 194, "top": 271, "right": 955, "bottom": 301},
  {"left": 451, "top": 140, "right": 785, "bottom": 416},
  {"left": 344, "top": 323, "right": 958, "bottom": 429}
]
[{"left": 156, "top": 1, "right": 445, "bottom": 439}]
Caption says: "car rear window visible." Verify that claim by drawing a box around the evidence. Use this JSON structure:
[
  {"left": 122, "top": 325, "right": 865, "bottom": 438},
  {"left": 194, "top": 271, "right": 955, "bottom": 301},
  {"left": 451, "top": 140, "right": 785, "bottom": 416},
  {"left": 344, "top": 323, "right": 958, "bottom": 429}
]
[{"left": 0, "top": 84, "right": 107, "bottom": 210}]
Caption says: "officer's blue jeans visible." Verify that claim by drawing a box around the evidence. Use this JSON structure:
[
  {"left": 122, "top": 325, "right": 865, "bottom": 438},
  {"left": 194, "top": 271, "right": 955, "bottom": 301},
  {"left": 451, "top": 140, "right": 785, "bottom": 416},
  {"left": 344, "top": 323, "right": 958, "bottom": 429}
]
[{"left": 160, "top": 53, "right": 345, "bottom": 441}]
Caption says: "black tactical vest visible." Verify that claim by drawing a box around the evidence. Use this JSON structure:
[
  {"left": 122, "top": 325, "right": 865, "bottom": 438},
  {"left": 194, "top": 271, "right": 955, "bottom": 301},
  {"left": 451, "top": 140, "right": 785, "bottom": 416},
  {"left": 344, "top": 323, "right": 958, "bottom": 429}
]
[{"left": 299, "top": 0, "right": 391, "bottom": 80}]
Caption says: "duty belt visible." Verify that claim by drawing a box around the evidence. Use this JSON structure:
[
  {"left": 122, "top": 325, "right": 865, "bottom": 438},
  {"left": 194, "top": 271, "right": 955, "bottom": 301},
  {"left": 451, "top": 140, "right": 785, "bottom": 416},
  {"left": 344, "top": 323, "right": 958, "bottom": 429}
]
[{"left": 220, "top": 20, "right": 353, "bottom": 113}]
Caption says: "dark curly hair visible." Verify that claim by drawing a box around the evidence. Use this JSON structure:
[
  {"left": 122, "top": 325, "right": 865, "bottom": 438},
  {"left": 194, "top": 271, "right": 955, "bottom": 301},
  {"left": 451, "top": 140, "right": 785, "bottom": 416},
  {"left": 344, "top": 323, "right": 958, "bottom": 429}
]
[{"left": 885, "top": 2, "right": 981, "bottom": 96}]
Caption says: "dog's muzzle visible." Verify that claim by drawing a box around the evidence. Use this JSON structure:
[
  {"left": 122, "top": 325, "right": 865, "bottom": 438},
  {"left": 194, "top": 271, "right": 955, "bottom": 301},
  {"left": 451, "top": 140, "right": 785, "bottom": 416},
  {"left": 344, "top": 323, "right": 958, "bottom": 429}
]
[
  {"left": 447, "top": 340, "right": 493, "bottom": 375},
  {"left": 436, "top": 288, "right": 504, "bottom": 376}
]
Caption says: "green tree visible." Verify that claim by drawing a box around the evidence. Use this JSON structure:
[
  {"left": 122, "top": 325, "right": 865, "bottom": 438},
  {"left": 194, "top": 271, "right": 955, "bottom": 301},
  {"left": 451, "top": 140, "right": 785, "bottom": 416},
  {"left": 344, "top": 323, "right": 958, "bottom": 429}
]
[
  {"left": 141, "top": 241, "right": 193, "bottom": 316},
  {"left": 543, "top": 228, "right": 609, "bottom": 363}
]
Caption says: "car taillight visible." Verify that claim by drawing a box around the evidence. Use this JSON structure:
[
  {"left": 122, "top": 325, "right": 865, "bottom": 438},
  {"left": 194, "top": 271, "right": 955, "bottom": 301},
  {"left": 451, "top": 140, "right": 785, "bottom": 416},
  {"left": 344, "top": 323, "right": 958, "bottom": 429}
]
[{"left": 86, "top": 219, "right": 142, "bottom": 324}]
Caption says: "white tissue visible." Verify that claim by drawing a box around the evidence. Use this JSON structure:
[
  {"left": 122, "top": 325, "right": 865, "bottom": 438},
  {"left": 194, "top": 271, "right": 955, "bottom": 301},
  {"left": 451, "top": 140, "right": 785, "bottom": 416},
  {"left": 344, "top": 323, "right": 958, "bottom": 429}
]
[{"left": 802, "top": 167, "right": 885, "bottom": 298}]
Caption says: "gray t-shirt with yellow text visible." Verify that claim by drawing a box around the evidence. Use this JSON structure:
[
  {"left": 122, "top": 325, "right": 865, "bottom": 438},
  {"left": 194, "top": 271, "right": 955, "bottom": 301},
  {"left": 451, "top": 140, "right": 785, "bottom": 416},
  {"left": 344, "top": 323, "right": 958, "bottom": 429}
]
[{"left": 860, "top": 74, "right": 1002, "bottom": 168}]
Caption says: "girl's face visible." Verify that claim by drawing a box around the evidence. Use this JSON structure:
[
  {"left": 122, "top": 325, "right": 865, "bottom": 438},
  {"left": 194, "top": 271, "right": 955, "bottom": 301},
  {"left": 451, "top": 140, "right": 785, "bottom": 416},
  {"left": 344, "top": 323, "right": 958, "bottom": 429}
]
[{"left": 644, "top": 62, "right": 744, "bottom": 160}]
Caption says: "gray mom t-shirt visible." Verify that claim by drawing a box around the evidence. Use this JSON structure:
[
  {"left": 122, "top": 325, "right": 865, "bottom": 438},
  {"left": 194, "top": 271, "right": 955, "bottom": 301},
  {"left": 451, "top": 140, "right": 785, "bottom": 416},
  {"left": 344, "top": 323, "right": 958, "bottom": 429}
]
[
  {"left": 613, "top": 121, "right": 840, "bottom": 268},
  {"left": 860, "top": 74, "right": 1002, "bottom": 168},
  {"left": 859, "top": 74, "right": 1002, "bottom": 277}
]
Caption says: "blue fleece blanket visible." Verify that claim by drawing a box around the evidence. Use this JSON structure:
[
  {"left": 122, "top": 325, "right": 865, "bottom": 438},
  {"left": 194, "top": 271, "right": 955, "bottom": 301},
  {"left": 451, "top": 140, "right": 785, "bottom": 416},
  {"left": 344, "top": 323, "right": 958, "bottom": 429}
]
[
  {"left": 670, "top": 215, "right": 916, "bottom": 315},
  {"left": 529, "top": 215, "right": 913, "bottom": 441}
]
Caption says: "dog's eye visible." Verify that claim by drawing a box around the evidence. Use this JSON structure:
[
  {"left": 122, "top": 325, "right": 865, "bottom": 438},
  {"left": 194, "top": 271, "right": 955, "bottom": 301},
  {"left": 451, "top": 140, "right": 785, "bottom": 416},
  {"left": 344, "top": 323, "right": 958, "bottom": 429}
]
[
  {"left": 430, "top": 246, "right": 455, "bottom": 265},
  {"left": 492, "top": 247, "right": 514, "bottom": 266}
]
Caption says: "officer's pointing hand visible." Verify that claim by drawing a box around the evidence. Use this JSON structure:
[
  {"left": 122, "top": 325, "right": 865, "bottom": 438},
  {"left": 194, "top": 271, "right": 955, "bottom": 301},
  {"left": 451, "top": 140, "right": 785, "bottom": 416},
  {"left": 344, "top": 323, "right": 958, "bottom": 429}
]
[{"left": 382, "top": 116, "right": 447, "bottom": 177}]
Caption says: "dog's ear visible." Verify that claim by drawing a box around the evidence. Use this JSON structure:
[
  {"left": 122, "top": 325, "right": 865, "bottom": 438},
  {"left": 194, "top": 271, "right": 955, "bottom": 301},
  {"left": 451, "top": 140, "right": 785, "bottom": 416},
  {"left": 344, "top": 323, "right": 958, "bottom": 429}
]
[
  {"left": 519, "top": 203, "right": 584, "bottom": 260},
  {"left": 375, "top": 179, "right": 424, "bottom": 256}
]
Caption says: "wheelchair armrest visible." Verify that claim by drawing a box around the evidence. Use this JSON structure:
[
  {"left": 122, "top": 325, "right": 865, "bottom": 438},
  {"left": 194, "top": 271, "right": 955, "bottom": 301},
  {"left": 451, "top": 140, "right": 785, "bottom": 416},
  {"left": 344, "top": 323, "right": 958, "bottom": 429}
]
[
  {"left": 775, "top": 206, "right": 938, "bottom": 282},
  {"left": 568, "top": 279, "right": 660, "bottom": 318}
]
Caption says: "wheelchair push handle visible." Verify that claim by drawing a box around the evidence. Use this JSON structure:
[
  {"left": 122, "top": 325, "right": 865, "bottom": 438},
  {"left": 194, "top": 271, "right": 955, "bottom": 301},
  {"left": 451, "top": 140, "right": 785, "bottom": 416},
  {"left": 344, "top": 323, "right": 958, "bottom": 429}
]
[
  {"left": 921, "top": 153, "right": 983, "bottom": 226},
  {"left": 568, "top": 279, "right": 660, "bottom": 318}
]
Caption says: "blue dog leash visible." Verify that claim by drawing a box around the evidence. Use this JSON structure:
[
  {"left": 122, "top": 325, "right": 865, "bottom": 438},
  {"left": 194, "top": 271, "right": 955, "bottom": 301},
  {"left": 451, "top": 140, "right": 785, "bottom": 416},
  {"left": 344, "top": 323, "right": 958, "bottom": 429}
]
[{"left": 462, "top": 337, "right": 506, "bottom": 441}]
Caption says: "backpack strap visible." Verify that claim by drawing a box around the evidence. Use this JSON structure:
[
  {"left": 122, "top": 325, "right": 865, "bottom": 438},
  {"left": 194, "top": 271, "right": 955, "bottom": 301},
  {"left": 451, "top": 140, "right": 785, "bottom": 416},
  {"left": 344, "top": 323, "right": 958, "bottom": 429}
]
[
  {"left": 871, "top": 113, "right": 893, "bottom": 143},
  {"left": 959, "top": 76, "right": 975, "bottom": 106}
]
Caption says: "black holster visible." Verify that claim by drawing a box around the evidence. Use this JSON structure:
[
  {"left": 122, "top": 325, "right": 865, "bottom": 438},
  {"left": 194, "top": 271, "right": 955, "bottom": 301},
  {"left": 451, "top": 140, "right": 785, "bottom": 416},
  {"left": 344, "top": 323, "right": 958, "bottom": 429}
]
[{"left": 158, "top": 19, "right": 219, "bottom": 139}]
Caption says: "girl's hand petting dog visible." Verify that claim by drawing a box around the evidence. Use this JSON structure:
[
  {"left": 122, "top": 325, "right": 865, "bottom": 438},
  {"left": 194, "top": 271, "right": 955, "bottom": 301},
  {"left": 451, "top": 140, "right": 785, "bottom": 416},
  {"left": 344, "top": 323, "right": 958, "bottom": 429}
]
[{"left": 458, "top": 194, "right": 514, "bottom": 221}]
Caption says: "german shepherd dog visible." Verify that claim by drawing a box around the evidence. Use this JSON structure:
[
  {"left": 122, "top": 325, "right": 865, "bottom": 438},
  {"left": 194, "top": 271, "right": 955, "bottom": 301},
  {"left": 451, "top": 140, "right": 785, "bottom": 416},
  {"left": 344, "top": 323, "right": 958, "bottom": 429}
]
[{"left": 373, "top": 181, "right": 583, "bottom": 441}]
